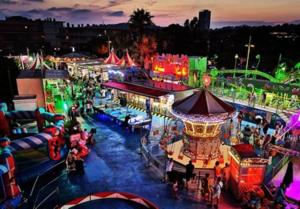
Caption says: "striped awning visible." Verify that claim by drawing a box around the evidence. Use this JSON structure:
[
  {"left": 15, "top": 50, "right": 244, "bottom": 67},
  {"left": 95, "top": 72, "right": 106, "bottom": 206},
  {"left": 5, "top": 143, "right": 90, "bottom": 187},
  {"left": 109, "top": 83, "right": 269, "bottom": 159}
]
[
  {"left": 6, "top": 111, "right": 36, "bottom": 120},
  {"left": 9, "top": 132, "right": 52, "bottom": 152}
]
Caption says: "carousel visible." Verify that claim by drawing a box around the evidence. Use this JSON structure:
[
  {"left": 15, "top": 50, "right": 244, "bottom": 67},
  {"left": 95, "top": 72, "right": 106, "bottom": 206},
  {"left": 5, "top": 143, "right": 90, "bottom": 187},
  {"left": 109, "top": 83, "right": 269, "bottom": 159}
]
[{"left": 161, "top": 88, "right": 235, "bottom": 169}]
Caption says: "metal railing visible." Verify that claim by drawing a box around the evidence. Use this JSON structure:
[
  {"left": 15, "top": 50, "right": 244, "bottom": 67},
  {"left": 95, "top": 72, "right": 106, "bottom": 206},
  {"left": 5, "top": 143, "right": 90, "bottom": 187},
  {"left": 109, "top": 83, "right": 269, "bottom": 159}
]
[
  {"left": 22, "top": 160, "right": 66, "bottom": 209},
  {"left": 29, "top": 160, "right": 65, "bottom": 199},
  {"left": 210, "top": 86, "right": 299, "bottom": 114}
]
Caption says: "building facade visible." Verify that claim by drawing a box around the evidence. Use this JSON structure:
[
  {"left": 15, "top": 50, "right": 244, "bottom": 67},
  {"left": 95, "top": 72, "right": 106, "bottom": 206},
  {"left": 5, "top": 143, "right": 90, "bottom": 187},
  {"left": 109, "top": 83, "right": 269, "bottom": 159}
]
[{"left": 198, "top": 10, "right": 211, "bottom": 31}]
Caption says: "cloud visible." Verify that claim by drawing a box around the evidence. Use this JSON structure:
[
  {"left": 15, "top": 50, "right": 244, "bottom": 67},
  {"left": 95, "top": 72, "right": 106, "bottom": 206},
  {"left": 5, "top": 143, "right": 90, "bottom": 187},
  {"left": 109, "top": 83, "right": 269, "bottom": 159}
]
[
  {"left": 25, "top": 0, "right": 44, "bottom": 2},
  {"left": 47, "top": 7, "right": 73, "bottom": 12},
  {"left": 146, "top": 0, "right": 157, "bottom": 6},
  {"left": 0, "top": 0, "right": 17, "bottom": 4},
  {"left": 107, "top": 0, "right": 132, "bottom": 8},
  {"left": 107, "top": 10, "right": 125, "bottom": 17}
]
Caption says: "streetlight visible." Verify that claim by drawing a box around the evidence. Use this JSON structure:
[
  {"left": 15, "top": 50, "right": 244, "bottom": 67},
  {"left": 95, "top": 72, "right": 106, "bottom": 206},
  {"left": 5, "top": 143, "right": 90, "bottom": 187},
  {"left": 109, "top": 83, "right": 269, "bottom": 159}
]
[
  {"left": 108, "top": 41, "right": 112, "bottom": 52},
  {"left": 254, "top": 54, "right": 261, "bottom": 79},
  {"left": 234, "top": 54, "right": 239, "bottom": 78},
  {"left": 245, "top": 36, "right": 255, "bottom": 78}
]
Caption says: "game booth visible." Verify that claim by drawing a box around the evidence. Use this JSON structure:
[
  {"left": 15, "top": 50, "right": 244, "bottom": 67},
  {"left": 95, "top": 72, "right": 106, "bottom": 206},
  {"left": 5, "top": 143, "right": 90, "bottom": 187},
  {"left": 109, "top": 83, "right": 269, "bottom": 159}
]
[
  {"left": 267, "top": 111, "right": 300, "bottom": 204},
  {"left": 229, "top": 144, "right": 268, "bottom": 200},
  {"left": 101, "top": 80, "right": 186, "bottom": 117},
  {"left": 17, "top": 69, "right": 70, "bottom": 114},
  {"left": 66, "top": 60, "right": 111, "bottom": 82},
  {"left": 151, "top": 54, "right": 189, "bottom": 84},
  {"left": 0, "top": 106, "right": 67, "bottom": 208}
]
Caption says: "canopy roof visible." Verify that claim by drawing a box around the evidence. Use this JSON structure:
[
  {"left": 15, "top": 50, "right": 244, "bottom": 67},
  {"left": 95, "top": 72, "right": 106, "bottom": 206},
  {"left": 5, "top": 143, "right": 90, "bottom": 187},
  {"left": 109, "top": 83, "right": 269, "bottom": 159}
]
[
  {"left": 61, "top": 52, "right": 89, "bottom": 58},
  {"left": 232, "top": 144, "right": 257, "bottom": 159},
  {"left": 28, "top": 53, "right": 51, "bottom": 70},
  {"left": 102, "top": 81, "right": 168, "bottom": 98},
  {"left": 104, "top": 48, "right": 120, "bottom": 64},
  {"left": 117, "top": 50, "right": 136, "bottom": 67},
  {"left": 171, "top": 89, "right": 235, "bottom": 123}
]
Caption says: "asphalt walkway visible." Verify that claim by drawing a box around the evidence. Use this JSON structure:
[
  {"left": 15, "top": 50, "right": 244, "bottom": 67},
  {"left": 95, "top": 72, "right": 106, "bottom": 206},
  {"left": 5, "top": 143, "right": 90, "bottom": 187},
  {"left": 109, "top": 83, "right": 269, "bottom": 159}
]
[{"left": 55, "top": 116, "right": 240, "bottom": 209}]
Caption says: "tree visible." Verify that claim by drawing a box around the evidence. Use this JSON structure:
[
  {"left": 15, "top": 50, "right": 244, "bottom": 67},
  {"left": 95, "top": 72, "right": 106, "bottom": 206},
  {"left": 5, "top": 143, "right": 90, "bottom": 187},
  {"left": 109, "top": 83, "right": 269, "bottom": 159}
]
[
  {"left": 0, "top": 57, "right": 19, "bottom": 104},
  {"left": 129, "top": 8, "right": 154, "bottom": 38},
  {"left": 184, "top": 19, "right": 190, "bottom": 29},
  {"left": 190, "top": 17, "right": 198, "bottom": 30},
  {"left": 132, "top": 35, "right": 157, "bottom": 67}
]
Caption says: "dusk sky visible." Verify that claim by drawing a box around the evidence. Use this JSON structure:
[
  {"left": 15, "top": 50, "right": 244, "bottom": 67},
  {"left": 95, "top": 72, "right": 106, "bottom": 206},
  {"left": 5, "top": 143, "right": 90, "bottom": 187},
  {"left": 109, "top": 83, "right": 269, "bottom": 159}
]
[{"left": 0, "top": 0, "right": 299, "bottom": 28}]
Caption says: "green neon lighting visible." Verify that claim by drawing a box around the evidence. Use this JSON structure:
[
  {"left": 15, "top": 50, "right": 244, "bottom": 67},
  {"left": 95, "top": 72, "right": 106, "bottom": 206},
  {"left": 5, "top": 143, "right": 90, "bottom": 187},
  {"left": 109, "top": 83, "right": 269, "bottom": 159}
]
[{"left": 217, "top": 69, "right": 279, "bottom": 82}]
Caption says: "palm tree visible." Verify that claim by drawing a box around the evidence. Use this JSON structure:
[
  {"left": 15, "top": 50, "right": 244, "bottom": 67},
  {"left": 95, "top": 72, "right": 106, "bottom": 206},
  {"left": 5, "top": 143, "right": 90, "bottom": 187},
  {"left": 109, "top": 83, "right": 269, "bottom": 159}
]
[{"left": 129, "top": 8, "right": 154, "bottom": 38}]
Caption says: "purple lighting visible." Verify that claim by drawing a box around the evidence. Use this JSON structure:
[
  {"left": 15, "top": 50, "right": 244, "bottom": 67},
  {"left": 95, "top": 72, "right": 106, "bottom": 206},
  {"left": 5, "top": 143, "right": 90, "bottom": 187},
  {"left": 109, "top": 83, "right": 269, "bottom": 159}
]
[
  {"left": 287, "top": 111, "right": 300, "bottom": 129},
  {"left": 271, "top": 158, "right": 300, "bottom": 202}
]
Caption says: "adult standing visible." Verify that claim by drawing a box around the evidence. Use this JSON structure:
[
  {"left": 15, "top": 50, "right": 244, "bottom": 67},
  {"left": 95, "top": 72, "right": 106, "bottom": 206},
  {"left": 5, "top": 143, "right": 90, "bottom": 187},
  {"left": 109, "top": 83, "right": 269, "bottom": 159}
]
[
  {"left": 201, "top": 173, "right": 210, "bottom": 202},
  {"left": 282, "top": 161, "right": 294, "bottom": 188},
  {"left": 214, "top": 161, "right": 222, "bottom": 179},
  {"left": 185, "top": 160, "right": 195, "bottom": 189},
  {"left": 261, "top": 92, "right": 267, "bottom": 107},
  {"left": 211, "top": 177, "right": 223, "bottom": 208},
  {"left": 165, "top": 158, "right": 174, "bottom": 182},
  {"left": 263, "top": 119, "right": 269, "bottom": 136},
  {"left": 222, "top": 163, "right": 230, "bottom": 190}
]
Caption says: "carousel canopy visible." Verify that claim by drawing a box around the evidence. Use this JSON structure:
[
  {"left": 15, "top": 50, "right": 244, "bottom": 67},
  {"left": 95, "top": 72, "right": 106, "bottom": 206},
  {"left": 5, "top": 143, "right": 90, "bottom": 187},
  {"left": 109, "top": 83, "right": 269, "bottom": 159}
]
[
  {"left": 171, "top": 89, "right": 235, "bottom": 123},
  {"left": 104, "top": 48, "right": 120, "bottom": 64}
]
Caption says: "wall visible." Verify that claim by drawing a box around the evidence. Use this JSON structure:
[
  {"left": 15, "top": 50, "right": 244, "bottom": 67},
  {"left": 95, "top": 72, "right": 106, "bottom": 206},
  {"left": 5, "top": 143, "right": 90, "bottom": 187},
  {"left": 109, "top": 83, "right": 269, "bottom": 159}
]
[{"left": 16, "top": 78, "right": 45, "bottom": 108}]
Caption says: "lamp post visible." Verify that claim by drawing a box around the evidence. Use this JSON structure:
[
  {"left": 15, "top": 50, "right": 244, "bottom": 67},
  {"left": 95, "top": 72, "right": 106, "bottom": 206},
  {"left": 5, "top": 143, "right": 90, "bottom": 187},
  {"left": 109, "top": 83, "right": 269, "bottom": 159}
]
[
  {"left": 254, "top": 54, "right": 261, "bottom": 79},
  {"left": 234, "top": 54, "right": 239, "bottom": 79},
  {"left": 108, "top": 41, "right": 112, "bottom": 52},
  {"left": 245, "top": 36, "right": 255, "bottom": 78}
]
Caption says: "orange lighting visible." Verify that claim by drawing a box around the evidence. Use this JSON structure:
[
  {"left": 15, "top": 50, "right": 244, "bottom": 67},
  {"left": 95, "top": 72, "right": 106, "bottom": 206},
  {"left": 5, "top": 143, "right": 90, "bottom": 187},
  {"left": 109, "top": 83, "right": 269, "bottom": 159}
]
[
  {"left": 202, "top": 74, "right": 211, "bottom": 87},
  {"left": 154, "top": 65, "right": 165, "bottom": 73}
]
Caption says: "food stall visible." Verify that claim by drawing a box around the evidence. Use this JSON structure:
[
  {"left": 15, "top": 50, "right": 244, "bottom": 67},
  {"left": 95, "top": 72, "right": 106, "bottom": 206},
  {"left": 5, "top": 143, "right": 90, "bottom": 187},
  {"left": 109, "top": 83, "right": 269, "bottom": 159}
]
[
  {"left": 42, "top": 70, "right": 70, "bottom": 113},
  {"left": 229, "top": 144, "right": 268, "bottom": 199}
]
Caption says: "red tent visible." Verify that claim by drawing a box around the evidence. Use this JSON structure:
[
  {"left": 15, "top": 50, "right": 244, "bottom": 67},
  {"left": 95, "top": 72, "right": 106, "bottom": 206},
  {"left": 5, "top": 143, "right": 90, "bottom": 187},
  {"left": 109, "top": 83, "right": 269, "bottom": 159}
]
[
  {"left": 104, "top": 48, "right": 120, "bottom": 64},
  {"left": 117, "top": 49, "right": 136, "bottom": 67}
]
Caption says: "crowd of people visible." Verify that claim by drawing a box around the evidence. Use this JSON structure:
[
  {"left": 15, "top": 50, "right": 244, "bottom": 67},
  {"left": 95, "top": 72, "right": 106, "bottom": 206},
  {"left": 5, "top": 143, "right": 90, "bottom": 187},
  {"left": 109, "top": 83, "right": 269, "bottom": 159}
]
[
  {"left": 229, "top": 110, "right": 300, "bottom": 156},
  {"left": 163, "top": 158, "right": 232, "bottom": 208}
]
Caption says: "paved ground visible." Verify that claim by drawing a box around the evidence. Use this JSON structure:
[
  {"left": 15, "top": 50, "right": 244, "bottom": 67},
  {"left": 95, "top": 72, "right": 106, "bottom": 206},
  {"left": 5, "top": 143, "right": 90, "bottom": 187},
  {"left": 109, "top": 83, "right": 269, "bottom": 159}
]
[{"left": 54, "top": 116, "right": 240, "bottom": 209}]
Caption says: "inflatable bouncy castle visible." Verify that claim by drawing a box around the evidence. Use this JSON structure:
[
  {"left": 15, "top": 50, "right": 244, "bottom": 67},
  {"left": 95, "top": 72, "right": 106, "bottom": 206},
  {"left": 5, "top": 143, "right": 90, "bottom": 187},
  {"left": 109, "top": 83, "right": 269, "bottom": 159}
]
[
  {"left": 0, "top": 138, "right": 22, "bottom": 209},
  {"left": 0, "top": 107, "right": 66, "bottom": 208}
]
